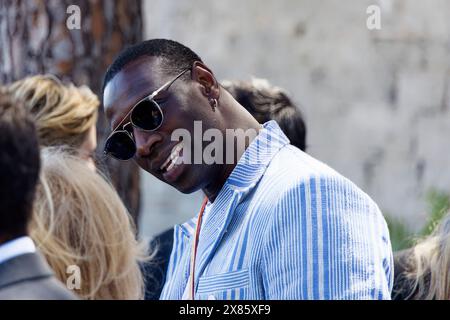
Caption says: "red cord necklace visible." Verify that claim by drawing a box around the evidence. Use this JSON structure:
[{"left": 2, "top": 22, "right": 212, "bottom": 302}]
[{"left": 189, "top": 196, "right": 209, "bottom": 300}]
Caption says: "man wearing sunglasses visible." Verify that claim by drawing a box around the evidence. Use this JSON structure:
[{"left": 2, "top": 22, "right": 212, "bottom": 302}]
[{"left": 102, "top": 39, "right": 393, "bottom": 300}]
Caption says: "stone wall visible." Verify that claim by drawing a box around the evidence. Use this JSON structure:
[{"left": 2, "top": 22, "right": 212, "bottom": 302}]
[{"left": 139, "top": 0, "right": 450, "bottom": 237}]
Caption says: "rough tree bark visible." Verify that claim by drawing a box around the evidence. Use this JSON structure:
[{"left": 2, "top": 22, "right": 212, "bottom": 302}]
[{"left": 0, "top": 0, "right": 142, "bottom": 228}]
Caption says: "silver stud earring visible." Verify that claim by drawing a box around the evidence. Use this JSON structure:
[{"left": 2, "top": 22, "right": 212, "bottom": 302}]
[{"left": 209, "top": 98, "right": 218, "bottom": 111}]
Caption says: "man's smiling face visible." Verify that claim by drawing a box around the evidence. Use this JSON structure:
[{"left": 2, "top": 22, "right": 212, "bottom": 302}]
[{"left": 103, "top": 56, "right": 221, "bottom": 193}]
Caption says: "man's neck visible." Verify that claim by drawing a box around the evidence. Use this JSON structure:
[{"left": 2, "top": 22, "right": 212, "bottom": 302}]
[
  {"left": 203, "top": 163, "right": 236, "bottom": 203},
  {"left": 203, "top": 117, "right": 262, "bottom": 202}
]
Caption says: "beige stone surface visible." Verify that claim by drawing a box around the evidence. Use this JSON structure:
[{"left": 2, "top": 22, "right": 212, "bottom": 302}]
[{"left": 139, "top": 0, "right": 450, "bottom": 237}]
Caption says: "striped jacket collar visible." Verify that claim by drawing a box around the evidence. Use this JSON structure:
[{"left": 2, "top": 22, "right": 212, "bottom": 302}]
[
  {"left": 180, "top": 120, "right": 290, "bottom": 238},
  {"left": 177, "top": 121, "right": 290, "bottom": 288}
]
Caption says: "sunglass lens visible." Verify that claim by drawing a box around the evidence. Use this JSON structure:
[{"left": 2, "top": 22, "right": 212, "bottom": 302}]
[
  {"left": 104, "top": 131, "right": 136, "bottom": 160},
  {"left": 131, "top": 99, "right": 163, "bottom": 130}
]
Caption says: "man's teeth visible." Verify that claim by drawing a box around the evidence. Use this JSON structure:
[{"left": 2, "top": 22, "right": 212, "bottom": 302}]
[
  {"left": 161, "top": 144, "right": 183, "bottom": 172},
  {"left": 166, "top": 156, "right": 178, "bottom": 172},
  {"left": 161, "top": 156, "right": 171, "bottom": 171}
]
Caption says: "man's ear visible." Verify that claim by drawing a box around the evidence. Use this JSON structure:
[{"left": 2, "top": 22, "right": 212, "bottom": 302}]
[{"left": 191, "top": 61, "right": 220, "bottom": 99}]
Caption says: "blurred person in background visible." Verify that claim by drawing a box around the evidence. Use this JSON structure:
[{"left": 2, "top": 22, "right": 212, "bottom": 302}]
[
  {"left": 31, "top": 147, "right": 147, "bottom": 300},
  {"left": 222, "top": 78, "right": 307, "bottom": 152},
  {"left": 5, "top": 75, "right": 148, "bottom": 299},
  {"left": 143, "top": 77, "right": 308, "bottom": 299},
  {"left": 0, "top": 90, "right": 76, "bottom": 300},
  {"left": 6, "top": 75, "right": 99, "bottom": 171},
  {"left": 393, "top": 211, "right": 450, "bottom": 300}
]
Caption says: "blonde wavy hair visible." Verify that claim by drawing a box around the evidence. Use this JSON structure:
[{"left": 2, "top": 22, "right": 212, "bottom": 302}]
[
  {"left": 408, "top": 212, "right": 450, "bottom": 299},
  {"left": 6, "top": 75, "right": 99, "bottom": 148},
  {"left": 30, "top": 147, "right": 147, "bottom": 300}
]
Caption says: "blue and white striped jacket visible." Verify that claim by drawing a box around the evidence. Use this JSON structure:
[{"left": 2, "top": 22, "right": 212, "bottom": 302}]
[{"left": 160, "top": 121, "right": 393, "bottom": 300}]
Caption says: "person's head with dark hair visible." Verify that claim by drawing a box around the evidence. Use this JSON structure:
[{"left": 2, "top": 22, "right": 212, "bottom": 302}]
[
  {"left": 222, "top": 78, "right": 307, "bottom": 152},
  {"left": 103, "top": 39, "right": 202, "bottom": 94},
  {"left": 103, "top": 39, "right": 262, "bottom": 201},
  {"left": 0, "top": 89, "right": 40, "bottom": 244}
]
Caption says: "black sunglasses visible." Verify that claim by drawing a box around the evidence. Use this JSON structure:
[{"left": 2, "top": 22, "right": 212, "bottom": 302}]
[{"left": 104, "top": 68, "right": 190, "bottom": 160}]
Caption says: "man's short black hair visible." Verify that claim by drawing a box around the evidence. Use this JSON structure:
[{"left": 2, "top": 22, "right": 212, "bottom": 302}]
[
  {"left": 223, "top": 78, "right": 307, "bottom": 151},
  {"left": 103, "top": 39, "right": 203, "bottom": 94},
  {"left": 0, "top": 90, "right": 40, "bottom": 241}
]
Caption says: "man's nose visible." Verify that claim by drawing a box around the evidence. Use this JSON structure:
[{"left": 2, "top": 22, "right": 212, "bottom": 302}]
[{"left": 135, "top": 130, "right": 163, "bottom": 158}]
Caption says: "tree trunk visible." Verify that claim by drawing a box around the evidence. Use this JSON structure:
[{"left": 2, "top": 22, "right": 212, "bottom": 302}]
[{"left": 0, "top": 0, "right": 142, "bottom": 228}]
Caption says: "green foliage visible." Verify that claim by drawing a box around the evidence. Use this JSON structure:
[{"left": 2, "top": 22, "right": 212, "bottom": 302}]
[
  {"left": 420, "top": 189, "right": 450, "bottom": 236},
  {"left": 385, "top": 189, "right": 450, "bottom": 252},
  {"left": 385, "top": 215, "right": 414, "bottom": 251}
]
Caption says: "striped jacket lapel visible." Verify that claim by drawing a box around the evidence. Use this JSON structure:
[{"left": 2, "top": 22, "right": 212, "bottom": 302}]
[
  {"left": 193, "top": 121, "right": 290, "bottom": 293},
  {"left": 193, "top": 186, "right": 242, "bottom": 292},
  {"left": 162, "top": 221, "right": 196, "bottom": 299}
]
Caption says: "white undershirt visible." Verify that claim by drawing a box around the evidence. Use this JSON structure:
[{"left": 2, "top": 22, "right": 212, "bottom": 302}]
[{"left": 0, "top": 236, "right": 36, "bottom": 265}]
